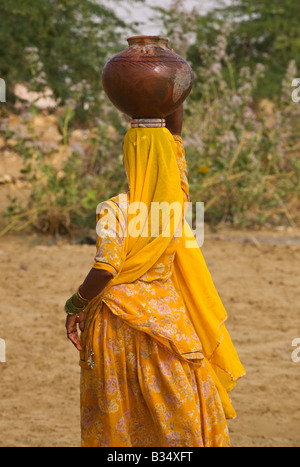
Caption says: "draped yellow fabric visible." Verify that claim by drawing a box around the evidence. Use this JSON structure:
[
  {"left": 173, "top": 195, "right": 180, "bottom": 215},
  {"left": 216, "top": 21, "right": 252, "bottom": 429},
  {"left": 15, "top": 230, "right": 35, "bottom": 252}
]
[
  {"left": 98, "top": 127, "right": 245, "bottom": 418},
  {"left": 105, "top": 127, "right": 185, "bottom": 285}
]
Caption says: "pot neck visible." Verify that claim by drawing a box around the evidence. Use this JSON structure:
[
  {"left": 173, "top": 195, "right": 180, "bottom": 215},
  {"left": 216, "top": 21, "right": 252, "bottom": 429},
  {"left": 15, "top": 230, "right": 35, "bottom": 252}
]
[{"left": 127, "top": 36, "right": 169, "bottom": 49}]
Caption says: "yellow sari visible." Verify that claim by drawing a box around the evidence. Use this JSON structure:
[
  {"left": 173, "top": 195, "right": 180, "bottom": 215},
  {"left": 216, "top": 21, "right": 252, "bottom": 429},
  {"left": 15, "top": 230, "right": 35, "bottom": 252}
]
[{"left": 80, "top": 128, "right": 245, "bottom": 447}]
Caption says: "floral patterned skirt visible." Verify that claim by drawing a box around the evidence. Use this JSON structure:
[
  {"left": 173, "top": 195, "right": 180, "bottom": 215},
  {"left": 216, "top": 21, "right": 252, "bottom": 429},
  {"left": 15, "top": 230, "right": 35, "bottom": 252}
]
[{"left": 80, "top": 303, "right": 230, "bottom": 447}]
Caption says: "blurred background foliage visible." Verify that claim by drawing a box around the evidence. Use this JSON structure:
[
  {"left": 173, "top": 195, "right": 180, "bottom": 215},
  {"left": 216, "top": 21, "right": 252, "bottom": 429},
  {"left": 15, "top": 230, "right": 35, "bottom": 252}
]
[
  {"left": 185, "top": 0, "right": 300, "bottom": 99},
  {"left": 0, "top": 0, "right": 299, "bottom": 239}
]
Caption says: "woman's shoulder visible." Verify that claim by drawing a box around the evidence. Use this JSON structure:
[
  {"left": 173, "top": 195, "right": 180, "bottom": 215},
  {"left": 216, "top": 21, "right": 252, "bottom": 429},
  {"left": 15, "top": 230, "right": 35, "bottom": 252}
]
[
  {"left": 109, "top": 191, "right": 129, "bottom": 211},
  {"left": 97, "top": 192, "right": 128, "bottom": 212},
  {"left": 96, "top": 193, "right": 128, "bottom": 239},
  {"left": 97, "top": 192, "right": 128, "bottom": 231}
]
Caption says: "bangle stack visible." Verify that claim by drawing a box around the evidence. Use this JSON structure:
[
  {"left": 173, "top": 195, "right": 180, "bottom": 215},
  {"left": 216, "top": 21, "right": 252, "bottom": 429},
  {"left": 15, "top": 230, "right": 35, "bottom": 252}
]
[
  {"left": 76, "top": 287, "right": 89, "bottom": 305},
  {"left": 64, "top": 286, "right": 90, "bottom": 316}
]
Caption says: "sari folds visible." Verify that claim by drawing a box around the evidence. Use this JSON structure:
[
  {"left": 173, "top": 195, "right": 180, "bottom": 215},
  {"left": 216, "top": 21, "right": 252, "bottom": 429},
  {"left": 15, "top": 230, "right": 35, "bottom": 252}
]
[{"left": 95, "top": 127, "right": 245, "bottom": 419}]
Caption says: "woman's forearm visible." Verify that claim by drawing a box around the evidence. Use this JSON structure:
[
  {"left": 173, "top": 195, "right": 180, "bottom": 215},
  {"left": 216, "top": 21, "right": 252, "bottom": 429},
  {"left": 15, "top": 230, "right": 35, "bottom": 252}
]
[{"left": 72, "top": 268, "right": 113, "bottom": 307}]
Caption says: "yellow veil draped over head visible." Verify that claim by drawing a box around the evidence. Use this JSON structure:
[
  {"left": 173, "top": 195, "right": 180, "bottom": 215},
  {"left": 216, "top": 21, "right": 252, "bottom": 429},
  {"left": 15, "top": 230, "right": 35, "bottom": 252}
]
[
  {"left": 99, "top": 127, "right": 245, "bottom": 419},
  {"left": 113, "top": 127, "right": 185, "bottom": 284}
]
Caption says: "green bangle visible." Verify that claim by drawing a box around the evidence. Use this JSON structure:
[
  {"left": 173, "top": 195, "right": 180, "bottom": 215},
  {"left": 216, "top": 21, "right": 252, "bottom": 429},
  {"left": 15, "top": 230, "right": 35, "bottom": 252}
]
[
  {"left": 64, "top": 296, "right": 87, "bottom": 315},
  {"left": 75, "top": 287, "right": 89, "bottom": 305}
]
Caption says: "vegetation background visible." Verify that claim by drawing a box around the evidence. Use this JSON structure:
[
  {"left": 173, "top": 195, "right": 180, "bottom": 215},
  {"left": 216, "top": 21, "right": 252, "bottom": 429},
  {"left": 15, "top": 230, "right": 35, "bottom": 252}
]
[{"left": 0, "top": 0, "right": 300, "bottom": 240}]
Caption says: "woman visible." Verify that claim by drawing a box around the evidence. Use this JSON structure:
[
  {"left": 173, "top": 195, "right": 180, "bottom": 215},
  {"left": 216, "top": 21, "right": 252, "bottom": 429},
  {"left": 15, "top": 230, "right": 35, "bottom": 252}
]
[{"left": 65, "top": 106, "right": 245, "bottom": 447}]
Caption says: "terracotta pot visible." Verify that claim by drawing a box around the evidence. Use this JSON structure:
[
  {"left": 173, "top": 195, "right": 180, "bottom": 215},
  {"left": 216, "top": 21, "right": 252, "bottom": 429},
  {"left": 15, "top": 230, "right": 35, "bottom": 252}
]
[{"left": 102, "top": 36, "right": 194, "bottom": 118}]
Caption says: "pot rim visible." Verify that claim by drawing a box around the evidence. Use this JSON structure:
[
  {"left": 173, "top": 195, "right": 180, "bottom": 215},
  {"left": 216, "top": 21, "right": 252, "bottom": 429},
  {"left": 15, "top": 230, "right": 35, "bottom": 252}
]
[{"left": 127, "top": 35, "right": 169, "bottom": 44}]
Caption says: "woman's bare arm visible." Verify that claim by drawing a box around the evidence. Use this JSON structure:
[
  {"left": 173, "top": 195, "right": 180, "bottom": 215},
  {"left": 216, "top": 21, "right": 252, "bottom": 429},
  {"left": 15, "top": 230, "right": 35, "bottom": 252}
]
[{"left": 73, "top": 268, "right": 113, "bottom": 306}]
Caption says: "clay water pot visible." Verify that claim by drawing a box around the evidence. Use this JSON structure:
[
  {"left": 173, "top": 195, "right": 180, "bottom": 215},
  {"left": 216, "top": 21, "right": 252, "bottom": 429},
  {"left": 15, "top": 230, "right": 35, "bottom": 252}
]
[{"left": 102, "top": 36, "right": 194, "bottom": 118}]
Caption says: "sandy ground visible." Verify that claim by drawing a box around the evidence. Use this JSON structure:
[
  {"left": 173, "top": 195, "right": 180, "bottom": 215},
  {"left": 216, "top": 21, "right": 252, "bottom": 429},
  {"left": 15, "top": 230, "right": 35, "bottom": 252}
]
[{"left": 0, "top": 228, "right": 300, "bottom": 447}]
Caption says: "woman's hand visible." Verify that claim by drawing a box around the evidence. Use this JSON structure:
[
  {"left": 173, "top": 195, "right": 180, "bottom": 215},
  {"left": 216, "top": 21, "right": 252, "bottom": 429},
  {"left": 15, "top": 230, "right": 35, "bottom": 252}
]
[
  {"left": 66, "top": 311, "right": 85, "bottom": 351},
  {"left": 65, "top": 268, "right": 112, "bottom": 351}
]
